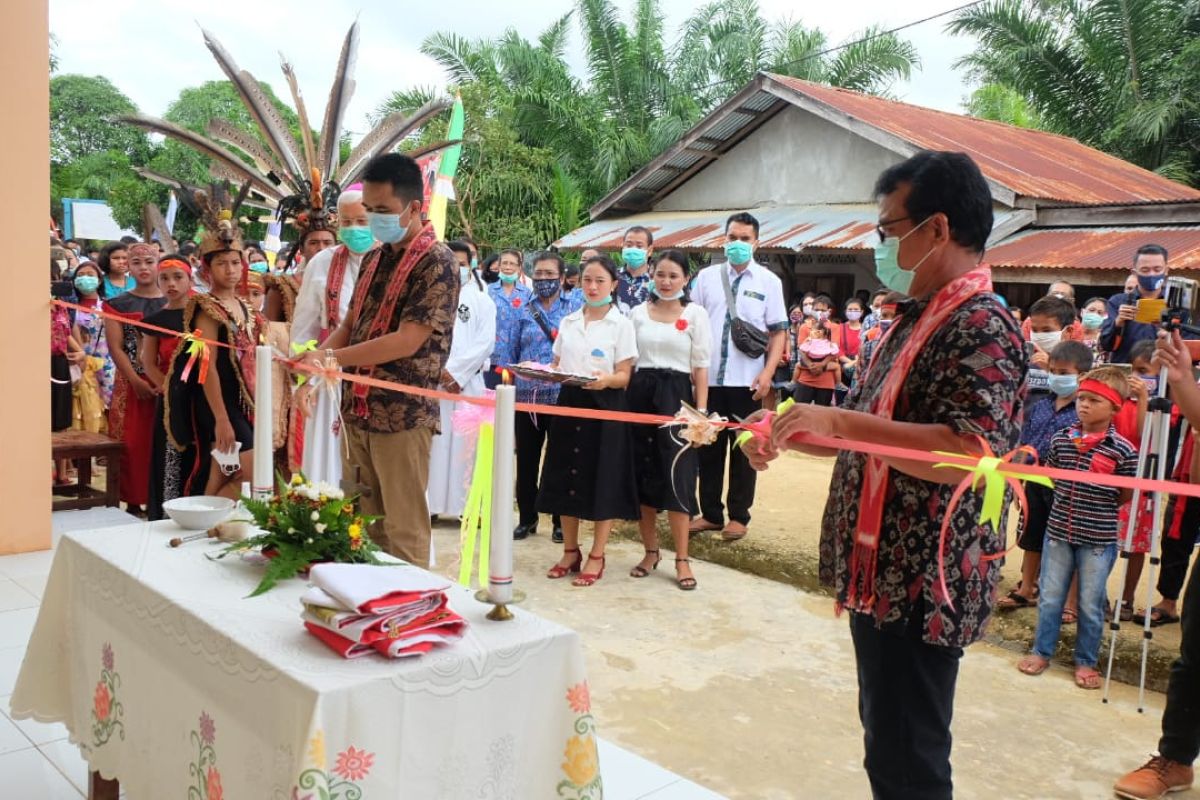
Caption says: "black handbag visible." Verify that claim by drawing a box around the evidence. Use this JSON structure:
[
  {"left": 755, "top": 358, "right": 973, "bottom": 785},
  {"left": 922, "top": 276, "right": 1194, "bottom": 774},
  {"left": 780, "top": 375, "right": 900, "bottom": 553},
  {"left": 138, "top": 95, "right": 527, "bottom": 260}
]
[{"left": 720, "top": 267, "right": 768, "bottom": 359}]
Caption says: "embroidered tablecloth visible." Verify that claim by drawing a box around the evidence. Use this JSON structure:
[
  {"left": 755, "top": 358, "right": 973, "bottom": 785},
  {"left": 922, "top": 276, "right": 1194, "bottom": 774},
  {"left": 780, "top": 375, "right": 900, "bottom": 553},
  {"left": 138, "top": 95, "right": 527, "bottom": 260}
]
[{"left": 10, "top": 521, "right": 602, "bottom": 799}]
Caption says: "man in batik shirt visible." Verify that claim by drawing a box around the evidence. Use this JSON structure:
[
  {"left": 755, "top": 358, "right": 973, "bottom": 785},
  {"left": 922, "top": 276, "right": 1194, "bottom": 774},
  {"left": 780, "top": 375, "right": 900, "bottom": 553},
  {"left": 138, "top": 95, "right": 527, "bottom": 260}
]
[{"left": 744, "top": 151, "right": 1026, "bottom": 800}]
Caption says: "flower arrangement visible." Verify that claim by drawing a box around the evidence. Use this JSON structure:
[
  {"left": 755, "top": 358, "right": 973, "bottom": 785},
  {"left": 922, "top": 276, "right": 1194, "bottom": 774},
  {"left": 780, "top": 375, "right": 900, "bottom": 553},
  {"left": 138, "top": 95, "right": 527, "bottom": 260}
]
[{"left": 216, "top": 473, "right": 384, "bottom": 596}]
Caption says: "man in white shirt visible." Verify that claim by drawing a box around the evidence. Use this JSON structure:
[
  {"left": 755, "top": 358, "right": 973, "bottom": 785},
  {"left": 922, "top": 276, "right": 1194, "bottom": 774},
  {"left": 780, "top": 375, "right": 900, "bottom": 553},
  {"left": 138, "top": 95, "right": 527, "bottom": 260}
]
[
  {"left": 688, "top": 212, "right": 788, "bottom": 540},
  {"left": 291, "top": 188, "right": 375, "bottom": 485}
]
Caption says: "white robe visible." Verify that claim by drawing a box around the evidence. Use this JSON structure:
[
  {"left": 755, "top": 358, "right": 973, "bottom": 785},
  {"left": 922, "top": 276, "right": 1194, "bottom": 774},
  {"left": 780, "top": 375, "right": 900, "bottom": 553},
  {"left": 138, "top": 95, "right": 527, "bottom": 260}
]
[
  {"left": 427, "top": 275, "right": 496, "bottom": 517},
  {"left": 290, "top": 245, "right": 364, "bottom": 486}
]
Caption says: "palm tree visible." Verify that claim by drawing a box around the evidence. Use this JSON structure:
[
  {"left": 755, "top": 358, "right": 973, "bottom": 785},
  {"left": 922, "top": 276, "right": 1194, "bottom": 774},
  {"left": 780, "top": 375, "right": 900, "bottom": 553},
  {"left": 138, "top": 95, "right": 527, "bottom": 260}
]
[{"left": 950, "top": 0, "right": 1200, "bottom": 183}]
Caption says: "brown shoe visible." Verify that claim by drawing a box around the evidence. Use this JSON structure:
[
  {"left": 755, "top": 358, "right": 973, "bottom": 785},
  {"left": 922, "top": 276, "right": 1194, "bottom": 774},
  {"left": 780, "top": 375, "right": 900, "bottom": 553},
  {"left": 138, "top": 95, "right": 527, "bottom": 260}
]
[
  {"left": 721, "top": 521, "right": 748, "bottom": 541},
  {"left": 688, "top": 517, "right": 721, "bottom": 534},
  {"left": 1114, "top": 755, "right": 1194, "bottom": 799}
]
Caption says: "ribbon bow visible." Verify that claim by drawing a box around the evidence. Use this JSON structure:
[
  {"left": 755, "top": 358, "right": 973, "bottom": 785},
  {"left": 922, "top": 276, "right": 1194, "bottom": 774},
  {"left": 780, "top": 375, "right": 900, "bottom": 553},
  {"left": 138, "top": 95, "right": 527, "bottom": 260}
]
[
  {"left": 180, "top": 329, "right": 210, "bottom": 384},
  {"left": 661, "top": 402, "right": 727, "bottom": 508},
  {"left": 931, "top": 438, "right": 1053, "bottom": 612},
  {"left": 291, "top": 340, "right": 318, "bottom": 386}
]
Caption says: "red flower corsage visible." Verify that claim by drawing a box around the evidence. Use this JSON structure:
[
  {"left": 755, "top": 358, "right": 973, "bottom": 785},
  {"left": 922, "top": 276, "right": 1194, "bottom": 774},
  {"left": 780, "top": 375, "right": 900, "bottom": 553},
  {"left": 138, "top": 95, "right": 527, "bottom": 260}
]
[
  {"left": 512, "top": 299, "right": 522, "bottom": 308},
  {"left": 675, "top": 318, "right": 689, "bottom": 331},
  {"left": 551, "top": 329, "right": 558, "bottom": 339}
]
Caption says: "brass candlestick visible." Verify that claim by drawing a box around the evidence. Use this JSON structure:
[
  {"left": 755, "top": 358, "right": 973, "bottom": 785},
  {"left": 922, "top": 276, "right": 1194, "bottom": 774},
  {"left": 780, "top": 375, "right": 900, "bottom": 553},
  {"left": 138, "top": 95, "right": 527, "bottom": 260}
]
[{"left": 475, "top": 589, "right": 526, "bottom": 622}]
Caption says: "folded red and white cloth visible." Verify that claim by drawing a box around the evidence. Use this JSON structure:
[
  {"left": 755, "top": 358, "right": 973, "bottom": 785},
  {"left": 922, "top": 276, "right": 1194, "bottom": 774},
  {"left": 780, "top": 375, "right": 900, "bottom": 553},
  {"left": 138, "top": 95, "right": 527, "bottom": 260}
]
[{"left": 302, "top": 564, "right": 467, "bottom": 660}]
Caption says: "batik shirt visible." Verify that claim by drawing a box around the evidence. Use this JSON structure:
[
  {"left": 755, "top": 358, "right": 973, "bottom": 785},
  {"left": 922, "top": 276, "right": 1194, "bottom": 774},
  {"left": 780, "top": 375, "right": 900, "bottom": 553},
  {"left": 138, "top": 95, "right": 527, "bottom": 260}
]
[
  {"left": 488, "top": 282, "right": 534, "bottom": 372},
  {"left": 818, "top": 294, "right": 1027, "bottom": 648},
  {"left": 616, "top": 268, "right": 653, "bottom": 313},
  {"left": 500, "top": 293, "right": 582, "bottom": 403},
  {"left": 1020, "top": 394, "right": 1079, "bottom": 463}
]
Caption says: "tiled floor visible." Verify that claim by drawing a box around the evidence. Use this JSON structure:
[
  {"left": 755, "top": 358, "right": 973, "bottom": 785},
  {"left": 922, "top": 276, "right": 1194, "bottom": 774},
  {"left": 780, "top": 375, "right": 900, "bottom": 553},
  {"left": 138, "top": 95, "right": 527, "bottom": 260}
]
[{"left": 0, "top": 509, "right": 727, "bottom": 799}]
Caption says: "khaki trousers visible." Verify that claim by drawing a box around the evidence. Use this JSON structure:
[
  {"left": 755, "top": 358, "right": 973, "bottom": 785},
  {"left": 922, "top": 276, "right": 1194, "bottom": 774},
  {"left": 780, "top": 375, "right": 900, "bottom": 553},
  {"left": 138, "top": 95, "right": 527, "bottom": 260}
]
[{"left": 343, "top": 425, "right": 434, "bottom": 567}]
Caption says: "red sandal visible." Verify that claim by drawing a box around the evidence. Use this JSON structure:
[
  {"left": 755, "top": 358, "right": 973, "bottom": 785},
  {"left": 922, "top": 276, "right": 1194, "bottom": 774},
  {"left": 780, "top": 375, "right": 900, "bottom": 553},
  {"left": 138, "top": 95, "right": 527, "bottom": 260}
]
[
  {"left": 547, "top": 548, "right": 582, "bottom": 579},
  {"left": 572, "top": 552, "right": 606, "bottom": 587}
]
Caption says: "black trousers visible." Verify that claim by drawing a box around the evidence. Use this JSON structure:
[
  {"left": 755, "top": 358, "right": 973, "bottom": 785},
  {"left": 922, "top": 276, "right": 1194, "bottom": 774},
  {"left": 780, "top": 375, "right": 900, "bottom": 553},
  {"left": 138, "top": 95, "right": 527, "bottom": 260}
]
[
  {"left": 515, "top": 410, "right": 559, "bottom": 529},
  {"left": 850, "top": 610, "right": 963, "bottom": 800},
  {"left": 1160, "top": 537, "right": 1200, "bottom": 765},
  {"left": 793, "top": 384, "right": 834, "bottom": 406},
  {"left": 1159, "top": 496, "right": 1200, "bottom": 601},
  {"left": 696, "top": 386, "right": 760, "bottom": 526}
]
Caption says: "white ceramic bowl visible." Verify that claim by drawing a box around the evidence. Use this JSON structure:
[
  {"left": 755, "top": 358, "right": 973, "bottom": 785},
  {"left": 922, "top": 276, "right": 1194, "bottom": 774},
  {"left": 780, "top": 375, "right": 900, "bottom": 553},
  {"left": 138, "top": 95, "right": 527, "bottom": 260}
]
[{"left": 162, "top": 496, "right": 236, "bottom": 530}]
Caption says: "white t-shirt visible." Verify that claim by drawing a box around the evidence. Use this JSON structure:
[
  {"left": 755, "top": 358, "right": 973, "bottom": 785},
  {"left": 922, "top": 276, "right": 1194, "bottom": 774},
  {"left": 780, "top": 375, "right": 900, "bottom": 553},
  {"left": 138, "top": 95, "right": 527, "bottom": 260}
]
[
  {"left": 553, "top": 305, "right": 638, "bottom": 375},
  {"left": 690, "top": 260, "right": 788, "bottom": 387},
  {"left": 630, "top": 302, "right": 711, "bottom": 373}
]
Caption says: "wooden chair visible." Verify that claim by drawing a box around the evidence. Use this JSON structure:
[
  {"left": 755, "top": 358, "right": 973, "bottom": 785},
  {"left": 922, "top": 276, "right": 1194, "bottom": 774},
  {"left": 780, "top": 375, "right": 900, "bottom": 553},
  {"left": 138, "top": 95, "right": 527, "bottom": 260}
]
[{"left": 51, "top": 430, "right": 124, "bottom": 511}]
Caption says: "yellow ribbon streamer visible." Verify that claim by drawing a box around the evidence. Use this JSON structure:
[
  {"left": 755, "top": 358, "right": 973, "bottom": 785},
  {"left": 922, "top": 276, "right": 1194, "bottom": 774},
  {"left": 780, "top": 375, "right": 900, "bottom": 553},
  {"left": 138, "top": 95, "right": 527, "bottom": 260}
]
[
  {"left": 458, "top": 423, "right": 494, "bottom": 588},
  {"left": 291, "top": 340, "right": 318, "bottom": 386},
  {"left": 932, "top": 448, "right": 1053, "bottom": 531}
]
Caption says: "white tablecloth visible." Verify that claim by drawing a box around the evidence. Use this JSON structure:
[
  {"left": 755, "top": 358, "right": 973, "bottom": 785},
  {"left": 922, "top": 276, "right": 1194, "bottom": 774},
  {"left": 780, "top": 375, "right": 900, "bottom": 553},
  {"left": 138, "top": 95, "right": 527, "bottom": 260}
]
[{"left": 10, "top": 522, "right": 603, "bottom": 799}]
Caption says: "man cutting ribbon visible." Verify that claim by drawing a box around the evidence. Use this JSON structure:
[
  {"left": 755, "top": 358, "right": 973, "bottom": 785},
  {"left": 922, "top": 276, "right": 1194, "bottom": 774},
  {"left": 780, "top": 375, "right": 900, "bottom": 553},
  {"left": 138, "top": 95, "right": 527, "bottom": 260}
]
[{"left": 742, "top": 151, "right": 1027, "bottom": 800}]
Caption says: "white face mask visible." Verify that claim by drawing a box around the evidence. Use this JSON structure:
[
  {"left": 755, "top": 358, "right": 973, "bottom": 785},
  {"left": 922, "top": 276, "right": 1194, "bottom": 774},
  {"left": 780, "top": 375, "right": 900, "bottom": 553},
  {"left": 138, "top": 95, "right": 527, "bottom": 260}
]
[{"left": 1030, "top": 330, "right": 1063, "bottom": 353}]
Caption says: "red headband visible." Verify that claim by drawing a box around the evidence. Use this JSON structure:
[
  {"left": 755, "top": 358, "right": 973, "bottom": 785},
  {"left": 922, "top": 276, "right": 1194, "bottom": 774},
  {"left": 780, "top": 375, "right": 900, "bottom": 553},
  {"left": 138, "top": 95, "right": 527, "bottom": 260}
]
[
  {"left": 1078, "top": 379, "right": 1123, "bottom": 408},
  {"left": 158, "top": 257, "right": 191, "bottom": 277}
]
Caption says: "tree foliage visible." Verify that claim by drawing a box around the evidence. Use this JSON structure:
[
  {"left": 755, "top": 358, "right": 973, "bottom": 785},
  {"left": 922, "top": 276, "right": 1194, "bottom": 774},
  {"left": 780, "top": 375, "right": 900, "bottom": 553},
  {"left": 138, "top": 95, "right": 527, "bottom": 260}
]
[
  {"left": 950, "top": 0, "right": 1200, "bottom": 184},
  {"left": 50, "top": 75, "right": 150, "bottom": 166}
]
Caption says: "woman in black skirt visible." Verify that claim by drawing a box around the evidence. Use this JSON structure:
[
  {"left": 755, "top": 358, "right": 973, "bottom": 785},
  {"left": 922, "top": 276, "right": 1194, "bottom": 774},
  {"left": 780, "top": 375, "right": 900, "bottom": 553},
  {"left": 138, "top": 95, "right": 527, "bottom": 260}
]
[
  {"left": 539, "top": 256, "right": 639, "bottom": 587},
  {"left": 627, "top": 250, "right": 710, "bottom": 590}
]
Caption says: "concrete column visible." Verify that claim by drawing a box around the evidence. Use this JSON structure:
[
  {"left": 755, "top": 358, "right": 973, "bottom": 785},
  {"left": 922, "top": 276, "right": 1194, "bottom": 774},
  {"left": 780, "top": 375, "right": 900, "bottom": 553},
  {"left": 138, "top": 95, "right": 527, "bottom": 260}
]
[{"left": 0, "top": 1, "right": 51, "bottom": 553}]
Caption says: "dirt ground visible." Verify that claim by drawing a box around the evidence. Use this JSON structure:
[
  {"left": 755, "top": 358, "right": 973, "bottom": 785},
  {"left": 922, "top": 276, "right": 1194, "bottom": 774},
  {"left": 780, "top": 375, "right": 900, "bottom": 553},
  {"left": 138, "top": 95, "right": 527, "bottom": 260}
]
[{"left": 430, "top": 524, "right": 1191, "bottom": 800}]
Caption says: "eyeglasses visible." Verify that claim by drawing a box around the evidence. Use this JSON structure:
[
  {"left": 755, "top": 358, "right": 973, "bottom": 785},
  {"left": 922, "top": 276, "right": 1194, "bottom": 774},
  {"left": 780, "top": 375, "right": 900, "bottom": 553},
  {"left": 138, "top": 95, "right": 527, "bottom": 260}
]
[{"left": 875, "top": 215, "right": 912, "bottom": 243}]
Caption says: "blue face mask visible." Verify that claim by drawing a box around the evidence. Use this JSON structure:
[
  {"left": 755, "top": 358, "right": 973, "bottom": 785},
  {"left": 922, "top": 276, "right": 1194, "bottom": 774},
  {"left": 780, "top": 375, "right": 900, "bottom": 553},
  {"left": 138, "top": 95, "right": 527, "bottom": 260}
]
[
  {"left": 1137, "top": 273, "right": 1165, "bottom": 295},
  {"left": 879, "top": 318, "right": 893, "bottom": 332},
  {"left": 470, "top": 256, "right": 478, "bottom": 269},
  {"left": 874, "top": 218, "right": 933, "bottom": 295},
  {"left": 1142, "top": 375, "right": 1159, "bottom": 395},
  {"left": 622, "top": 247, "right": 648, "bottom": 268},
  {"left": 1081, "top": 311, "right": 1105, "bottom": 329},
  {"left": 1047, "top": 374, "right": 1079, "bottom": 397},
  {"left": 249, "top": 261, "right": 269, "bottom": 273},
  {"left": 499, "top": 272, "right": 519, "bottom": 285},
  {"left": 74, "top": 275, "right": 100, "bottom": 294},
  {"left": 459, "top": 266, "right": 471, "bottom": 283},
  {"left": 533, "top": 278, "right": 561, "bottom": 299},
  {"left": 724, "top": 240, "right": 753, "bottom": 266},
  {"left": 338, "top": 225, "right": 375, "bottom": 255},
  {"left": 585, "top": 294, "right": 613, "bottom": 308},
  {"left": 366, "top": 208, "right": 412, "bottom": 245},
  {"left": 652, "top": 284, "right": 684, "bottom": 301}
]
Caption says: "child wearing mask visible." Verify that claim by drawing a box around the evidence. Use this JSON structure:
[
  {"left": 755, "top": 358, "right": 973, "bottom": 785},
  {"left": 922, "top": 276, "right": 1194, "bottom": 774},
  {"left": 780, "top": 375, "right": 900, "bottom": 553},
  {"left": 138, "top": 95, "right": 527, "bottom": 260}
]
[
  {"left": 792, "top": 322, "right": 840, "bottom": 406},
  {"left": 1080, "top": 296, "right": 1109, "bottom": 364},
  {"left": 854, "top": 292, "right": 904, "bottom": 390},
  {"left": 1018, "top": 366, "right": 1137, "bottom": 690},
  {"left": 1026, "top": 295, "right": 1080, "bottom": 399},
  {"left": 998, "top": 340, "right": 1094, "bottom": 611}
]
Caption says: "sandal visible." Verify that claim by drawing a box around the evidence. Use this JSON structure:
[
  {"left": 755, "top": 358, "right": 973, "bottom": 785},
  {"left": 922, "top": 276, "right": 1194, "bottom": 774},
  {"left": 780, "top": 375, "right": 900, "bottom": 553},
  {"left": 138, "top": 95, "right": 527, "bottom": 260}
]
[
  {"left": 1134, "top": 606, "right": 1181, "bottom": 627},
  {"left": 997, "top": 590, "right": 1037, "bottom": 610},
  {"left": 675, "top": 558, "right": 697, "bottom": 591},
  {"left": 547, "top": 548, "right": 582, "bottom": 579},
  {"left": 572, "top": 552, "right": 606, "bottom": 587},
  {"left": 1074, "top": 667, "right": 1102, "bottom": 690},
  {"left": 721, "top": 521, "right": 748, "bottom": 541},
  {"left": 1061, "top": 608, "right": 1078, "bottom": 625},
  {"left": 630, "top": 549, "right": 660, "bottom": 578},
  {"left": 1017, "top": 655, "right": 1050, "bottom": 676},
  {"left": 688, "top": 518, "right": 722, "bottom": 535}
]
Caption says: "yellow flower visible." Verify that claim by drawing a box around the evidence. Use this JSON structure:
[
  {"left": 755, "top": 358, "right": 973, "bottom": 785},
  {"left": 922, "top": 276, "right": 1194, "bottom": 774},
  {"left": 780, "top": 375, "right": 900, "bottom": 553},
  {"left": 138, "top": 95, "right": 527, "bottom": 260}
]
[
  {"left": 290, "top": 474, "right": 304, "bottom": 486},
  {"left": 348, "top": 523, "right": 362, "bottom": 541},
  {"left": 561, "top": 735, "right": 598, "bottom": 787},
  {"left": 308, "top": 730, "right": 326, "bottom": 770}
]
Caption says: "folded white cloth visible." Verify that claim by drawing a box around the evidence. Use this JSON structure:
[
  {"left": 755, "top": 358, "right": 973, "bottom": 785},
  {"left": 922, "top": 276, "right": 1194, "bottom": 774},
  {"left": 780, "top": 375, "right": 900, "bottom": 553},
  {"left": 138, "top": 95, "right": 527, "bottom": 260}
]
[{"left": 306, "top": 563, "right": 451, "bottom": 614}]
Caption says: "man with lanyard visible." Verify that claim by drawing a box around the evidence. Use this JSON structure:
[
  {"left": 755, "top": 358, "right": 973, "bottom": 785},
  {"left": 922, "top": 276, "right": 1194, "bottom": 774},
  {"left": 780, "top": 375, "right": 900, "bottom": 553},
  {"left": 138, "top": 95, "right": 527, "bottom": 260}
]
[
  {"left": 1100, "top": 244, "right": 1177, "bottom": 364},
  {"left": 292, "top": 187, "right": 375, "bottom": 486},
  {"left": 298, "top": 153, "right": 458, "bottom": 568},
  {"left": 503, "top": 251, "right": 583, "bottom": 543},
  {"left": 743, "top": 151, "right": 1026, "bottom": 800},
  {"left": 689, "top": 212, "right": 788, "bottom": 541},
  {"left": 616, "top": 226, "right": 654, "bottom": 312}
]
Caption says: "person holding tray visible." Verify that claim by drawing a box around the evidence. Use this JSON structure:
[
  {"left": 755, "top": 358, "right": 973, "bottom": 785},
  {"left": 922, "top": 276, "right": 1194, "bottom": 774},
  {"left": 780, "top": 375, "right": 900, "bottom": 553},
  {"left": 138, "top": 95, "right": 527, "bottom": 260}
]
[
  {"left": 627, "top": 250, "right": 710, "bottom": 590},
  {"left": 539, "top": 255, "right": 640, "bottom": 587}
]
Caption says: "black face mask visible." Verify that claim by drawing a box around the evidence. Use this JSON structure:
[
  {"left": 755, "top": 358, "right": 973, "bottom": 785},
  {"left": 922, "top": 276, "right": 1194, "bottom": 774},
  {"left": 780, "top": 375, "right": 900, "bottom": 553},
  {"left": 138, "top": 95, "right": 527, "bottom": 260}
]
[{"left": 482, "top": 269, "right": 500, "bottom": 284}]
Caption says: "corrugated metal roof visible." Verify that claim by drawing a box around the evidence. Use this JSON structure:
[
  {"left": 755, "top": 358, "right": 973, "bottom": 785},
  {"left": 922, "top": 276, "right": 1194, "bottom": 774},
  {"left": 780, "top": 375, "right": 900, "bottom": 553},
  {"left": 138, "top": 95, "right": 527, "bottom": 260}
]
[
  {"left": 985, "top": 227, "right": 1200, "bottom": 271},
  {"left": 769, "top": 76, "right": 1200, "bottom": 207},
  {"left": 558, "top": 204, "right": 1022, "bottom": 252}
]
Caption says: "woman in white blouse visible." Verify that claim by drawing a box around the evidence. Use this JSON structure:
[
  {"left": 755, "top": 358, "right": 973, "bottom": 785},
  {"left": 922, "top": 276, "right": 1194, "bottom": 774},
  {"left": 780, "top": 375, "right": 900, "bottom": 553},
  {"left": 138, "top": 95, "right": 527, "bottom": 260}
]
[
  {"left": 628, "top": 250, "right": 710, "bottom": 590},
  {"left": 539, "top": 256, "right": 640, "bottom": 587}
]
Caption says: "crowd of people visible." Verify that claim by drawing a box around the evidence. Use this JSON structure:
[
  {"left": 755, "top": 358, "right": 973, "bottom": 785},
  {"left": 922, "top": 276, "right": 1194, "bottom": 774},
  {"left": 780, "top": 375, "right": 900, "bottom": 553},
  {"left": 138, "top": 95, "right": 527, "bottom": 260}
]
[{"left": 47, "top": 149, "right": 1199, "bottom": 799}]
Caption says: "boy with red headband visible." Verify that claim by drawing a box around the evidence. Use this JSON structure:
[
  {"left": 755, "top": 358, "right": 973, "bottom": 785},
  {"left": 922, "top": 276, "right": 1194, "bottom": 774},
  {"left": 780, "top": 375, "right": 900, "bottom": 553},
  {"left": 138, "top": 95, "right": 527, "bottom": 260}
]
[{"left": 1018, "top": 366, "right": 1137, "bottom": 689}]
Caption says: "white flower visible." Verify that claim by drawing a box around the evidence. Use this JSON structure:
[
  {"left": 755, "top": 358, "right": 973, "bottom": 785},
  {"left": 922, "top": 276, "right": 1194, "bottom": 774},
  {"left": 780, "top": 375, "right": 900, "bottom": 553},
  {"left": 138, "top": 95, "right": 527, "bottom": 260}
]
[
  {"left": 315, "top": 523, "right": 327, "bottom": 533},
  {"left": 310, "top": 511, "right": 320, "bottom": 521},
  {"left": 306, "top": 537, "right": 313, "bottom": 544},
  {"left": 288, "top": 527, "right": 297, "bottom": 534}
]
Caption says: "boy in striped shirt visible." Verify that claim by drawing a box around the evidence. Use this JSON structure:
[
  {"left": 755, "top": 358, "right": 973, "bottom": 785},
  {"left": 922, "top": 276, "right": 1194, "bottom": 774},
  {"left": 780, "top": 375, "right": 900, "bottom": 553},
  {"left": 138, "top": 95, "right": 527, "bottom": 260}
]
[{"left": 1018, "top": 366, "right": 1138, "bottom": 689}]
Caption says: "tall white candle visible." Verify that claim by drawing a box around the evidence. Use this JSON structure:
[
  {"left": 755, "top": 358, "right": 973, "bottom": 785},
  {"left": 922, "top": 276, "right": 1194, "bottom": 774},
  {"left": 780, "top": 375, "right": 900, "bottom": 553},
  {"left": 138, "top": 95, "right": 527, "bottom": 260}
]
[
  {"left": 252, "top": 344, "right": 273, "bottom": 500},
  {"left": 488, "top": 383, "right": 516, "bottom": 604}
]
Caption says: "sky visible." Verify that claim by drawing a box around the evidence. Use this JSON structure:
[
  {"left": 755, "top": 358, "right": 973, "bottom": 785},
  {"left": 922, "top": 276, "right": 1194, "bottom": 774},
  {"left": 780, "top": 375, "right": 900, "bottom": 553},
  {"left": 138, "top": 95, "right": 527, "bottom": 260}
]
[{"left": 50, "top": 0, "right": 979, "bottom": 145}]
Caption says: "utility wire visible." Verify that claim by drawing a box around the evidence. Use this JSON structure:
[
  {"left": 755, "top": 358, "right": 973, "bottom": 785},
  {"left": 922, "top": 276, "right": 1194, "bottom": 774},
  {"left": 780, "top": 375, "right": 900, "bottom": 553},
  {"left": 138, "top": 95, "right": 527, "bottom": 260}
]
[{"left": 665, "top": 0, "right": 989, "bottom": 100}]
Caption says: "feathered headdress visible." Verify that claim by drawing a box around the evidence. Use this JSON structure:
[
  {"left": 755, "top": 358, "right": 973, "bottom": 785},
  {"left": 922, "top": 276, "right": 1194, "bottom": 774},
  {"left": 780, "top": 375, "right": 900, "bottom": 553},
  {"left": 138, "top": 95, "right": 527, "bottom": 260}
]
[
  {"left": 117, "top": 22, "right": 459, "bottom": 233},
  {"left": 190, "top": 182, "right": 249, "bottom": 259}
]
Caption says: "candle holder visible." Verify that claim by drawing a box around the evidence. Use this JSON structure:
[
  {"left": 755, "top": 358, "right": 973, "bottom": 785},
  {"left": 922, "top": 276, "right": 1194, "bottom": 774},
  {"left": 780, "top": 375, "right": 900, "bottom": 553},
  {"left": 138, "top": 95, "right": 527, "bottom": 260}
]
[{"left": 474, "top": 588, "right": 526, "bottom": 622}]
